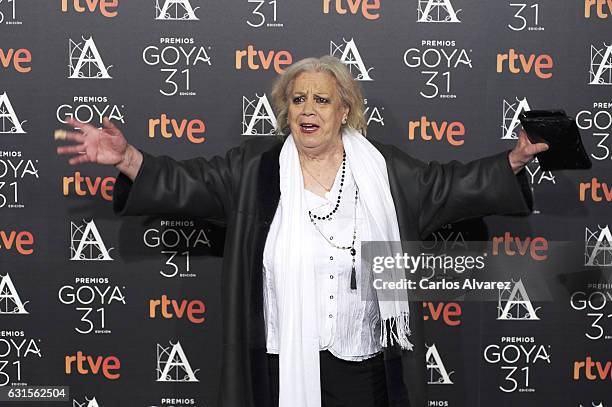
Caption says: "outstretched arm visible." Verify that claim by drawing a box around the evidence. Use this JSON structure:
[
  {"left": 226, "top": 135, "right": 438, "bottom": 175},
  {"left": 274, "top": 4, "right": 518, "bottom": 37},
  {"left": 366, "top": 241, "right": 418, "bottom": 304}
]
[
  {"left": 112, "top": 146, "right": 243, "bottom": 225},
  {"left": 414, "top": 128, "right": 547, "bottom": 238},
  {"left": 56, "top": 117, "right": 243, "bottom": 225},
  {"left": 415, "top": 149, "right": 533, "bottom": 239}
]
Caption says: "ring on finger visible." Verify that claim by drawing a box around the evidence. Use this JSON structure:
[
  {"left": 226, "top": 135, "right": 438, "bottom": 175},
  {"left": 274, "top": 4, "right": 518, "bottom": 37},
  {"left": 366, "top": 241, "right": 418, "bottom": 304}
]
[{"left": 54, "top": 129, "right": 67, "bottom": 140}]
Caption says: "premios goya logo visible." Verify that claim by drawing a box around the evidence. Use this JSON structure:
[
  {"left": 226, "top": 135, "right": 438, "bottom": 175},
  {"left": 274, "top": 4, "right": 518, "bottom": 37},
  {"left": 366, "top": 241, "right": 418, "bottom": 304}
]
[
  {"left": 58, "top": 277, "right": 126, "bottom": 335},
  {"left": 242, "top": 93, "right": 277, "bottom": 136},
  {"left": 576, "top": 102, "right": 612, "bottom": 162},
  {"left": 497, "top": 279, "right": 541, "bottom": 321},
  {"left": 0, "top": 92, "right": 27, "bottom": 134},
  {"left": 68, "top": 36, "right": 113, "bottom": 79},
  {"left": 330, "top": 37, "right": 373, "bottom": 81},
  {"left": 0, "top": 273, "right": 29, "bottom": 315},
  {"left": 501, "top": 96, "right": 532, "bottom": 140},
  {"left": 426, "top": 343, "right": 454, "bottom": 385},
  {"left": 417, "top": 0, "right": 461, "bottom": 23},
  {"left": 364, "top": 99, "right": 385, "bottom": 127},
  {"left": 57, "top": 96, "right": 122, "bottom": 201},
  {"left": 483, "top": 336, "right": 551, "bottom": 393},
  {"left": 0, "top": 150, "right": 39, "bottom": 209},
  {"left": 73, "top": 396, "right": 102, "bottom": 407},
  {"left": 149, "top": 399, "right": 203, "bottom": 407},
  {"left": 142, "top": 37, "right": 212, "bottom": 97},
  {"left": 0, "top": 0, "right": 23, "bottom": 25},
  {"left": 403, "top": 40, "right": 472, "bottom": 100},
  {"left": 508, "top": 2, "right": 544, "bottom": 31},
  {"left": 589, "top": 43, "right": 612, "bottom": 86},
  {"left": 585, "top": 225, "right": 612, "bottom": 267},
  {"left": 0, "top": 330, "right": 42, "bottom": 386},
  {"left": 247, "top": 0, "right": 283, "bottom": 28},
  {"left": 501, "top": 97, "right": 555, "bottom": 193},
  {"left": 155, "top": 0, "right": 198, "bottom": 20},
  {"left": 156, "top": 340, "right": 199, "bottom": 382},
  {"left": 570, "top": 285, "right": 612, "bottom": 341},
  {"left": 144, "top": 220, "right": 211, "bottom": 278},
  {"left": 56, "top": 96, "right": 125, "bottom": 129},
  {"left": 423, "top": 222, "right": 468, "bottom": 252},
  {"left": 70, "top": 219, "right": 114, "bottom": 261}
]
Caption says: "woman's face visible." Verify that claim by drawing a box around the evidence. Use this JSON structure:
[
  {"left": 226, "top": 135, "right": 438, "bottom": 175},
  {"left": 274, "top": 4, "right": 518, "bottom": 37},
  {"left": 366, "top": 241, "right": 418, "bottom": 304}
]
[{"left": 287, "top": 71, "right": 349, "bottom": 155}]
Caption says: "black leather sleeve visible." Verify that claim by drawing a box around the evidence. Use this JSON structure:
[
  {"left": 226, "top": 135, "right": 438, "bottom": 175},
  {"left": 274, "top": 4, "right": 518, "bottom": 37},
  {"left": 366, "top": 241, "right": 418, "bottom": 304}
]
[
  {"left": 112, "top": 146, "right": 244, "bottom": 226},
  {"left": 415, "top": 149, "right": 533, "bottom": 239}
]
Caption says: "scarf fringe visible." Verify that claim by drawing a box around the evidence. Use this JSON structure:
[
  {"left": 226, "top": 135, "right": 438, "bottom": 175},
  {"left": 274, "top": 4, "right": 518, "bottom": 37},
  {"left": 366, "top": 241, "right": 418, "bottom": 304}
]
[{"left": 380, "top": 311, "right": 414, "bottom": 351}]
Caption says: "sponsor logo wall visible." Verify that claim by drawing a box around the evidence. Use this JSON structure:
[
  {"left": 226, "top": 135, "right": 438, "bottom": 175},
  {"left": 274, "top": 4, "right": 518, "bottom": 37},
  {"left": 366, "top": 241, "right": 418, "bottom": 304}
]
[{"left": 1, "top": 1, "right": 610, "bottom": 406}]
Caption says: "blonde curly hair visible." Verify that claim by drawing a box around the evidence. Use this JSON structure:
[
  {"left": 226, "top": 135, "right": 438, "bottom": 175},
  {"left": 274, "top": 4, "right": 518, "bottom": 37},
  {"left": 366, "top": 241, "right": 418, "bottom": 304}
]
[{"left": 270, "top": 55, "right": 367, "bottom": 137}]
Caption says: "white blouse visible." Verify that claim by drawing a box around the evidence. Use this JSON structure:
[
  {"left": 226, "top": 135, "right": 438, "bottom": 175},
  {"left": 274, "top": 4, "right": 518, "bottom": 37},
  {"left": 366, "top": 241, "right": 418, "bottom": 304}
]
[{"left": 262, "top": 163, "right": 382, "bottom": 362}]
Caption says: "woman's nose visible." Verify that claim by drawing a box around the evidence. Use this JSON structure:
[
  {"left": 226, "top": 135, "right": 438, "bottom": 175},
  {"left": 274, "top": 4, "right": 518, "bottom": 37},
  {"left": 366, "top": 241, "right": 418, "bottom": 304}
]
[{"left": 302, "top": 97, "right": 315, "bottom": 115}]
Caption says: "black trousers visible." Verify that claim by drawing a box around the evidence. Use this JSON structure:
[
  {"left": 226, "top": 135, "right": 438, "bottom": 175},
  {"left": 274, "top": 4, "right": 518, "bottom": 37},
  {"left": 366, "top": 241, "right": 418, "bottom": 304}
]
[{"left": 267, "top": 350, "right": 389, "bottom": 407}]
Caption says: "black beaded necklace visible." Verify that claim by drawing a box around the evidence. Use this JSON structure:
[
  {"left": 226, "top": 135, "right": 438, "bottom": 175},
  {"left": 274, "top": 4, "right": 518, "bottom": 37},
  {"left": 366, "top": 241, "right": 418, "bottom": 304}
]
[
  {"left": 307, "top": 151, "right": 360, "bottom": 290},
  {"left": 307, "top": 151, "right": 346, "bottom": 221}
]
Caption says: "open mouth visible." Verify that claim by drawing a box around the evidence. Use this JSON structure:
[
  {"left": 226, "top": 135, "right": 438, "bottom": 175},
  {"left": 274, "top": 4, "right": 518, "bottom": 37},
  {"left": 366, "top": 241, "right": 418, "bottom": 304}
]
[{"left": 300, "top": 123, "right": 320, "bottom": 134}]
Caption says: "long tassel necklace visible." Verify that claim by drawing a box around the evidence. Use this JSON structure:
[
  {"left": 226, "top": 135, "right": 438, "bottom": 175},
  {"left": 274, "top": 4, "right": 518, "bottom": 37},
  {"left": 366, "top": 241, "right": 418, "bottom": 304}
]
[{"left": 306, "top": 152, "right": 360, "bottom": 290}]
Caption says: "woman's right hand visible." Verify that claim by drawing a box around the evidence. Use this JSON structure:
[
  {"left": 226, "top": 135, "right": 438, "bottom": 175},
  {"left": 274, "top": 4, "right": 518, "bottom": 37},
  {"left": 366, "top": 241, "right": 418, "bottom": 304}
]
[{"left": 55, "top": 117, "right": 143, "bottom": 180}]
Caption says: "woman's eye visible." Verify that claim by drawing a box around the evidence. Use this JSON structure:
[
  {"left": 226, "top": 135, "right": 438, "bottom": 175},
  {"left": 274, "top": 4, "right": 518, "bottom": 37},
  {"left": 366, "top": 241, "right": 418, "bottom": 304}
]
[{"left": 291, "top": 96, "right": 328, "bottom": 104}]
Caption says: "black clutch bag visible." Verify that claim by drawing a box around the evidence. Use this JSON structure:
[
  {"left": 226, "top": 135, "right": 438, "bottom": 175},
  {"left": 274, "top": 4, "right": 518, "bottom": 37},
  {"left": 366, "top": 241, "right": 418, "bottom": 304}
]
[{"left": 518, "top": 109, "right": 592, "bottom": 171}]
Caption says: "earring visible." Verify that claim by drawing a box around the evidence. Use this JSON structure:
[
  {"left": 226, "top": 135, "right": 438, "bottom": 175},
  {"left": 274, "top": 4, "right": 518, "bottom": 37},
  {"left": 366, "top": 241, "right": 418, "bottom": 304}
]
[{"left": 342, "top": 117, "right": 347, "bottom": 124}]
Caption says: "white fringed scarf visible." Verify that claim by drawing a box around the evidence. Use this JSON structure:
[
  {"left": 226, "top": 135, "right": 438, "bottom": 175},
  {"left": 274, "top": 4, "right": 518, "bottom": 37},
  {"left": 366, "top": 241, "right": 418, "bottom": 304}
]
[{"left": 269, "top": 128, "right": 413, "bottom": 407}]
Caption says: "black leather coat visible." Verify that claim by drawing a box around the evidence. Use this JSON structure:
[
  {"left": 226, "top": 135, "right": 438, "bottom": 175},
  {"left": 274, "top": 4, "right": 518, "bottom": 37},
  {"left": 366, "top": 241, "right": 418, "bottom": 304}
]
[{"left": 113, "top": 136, "right": 532, "bottom": 407}]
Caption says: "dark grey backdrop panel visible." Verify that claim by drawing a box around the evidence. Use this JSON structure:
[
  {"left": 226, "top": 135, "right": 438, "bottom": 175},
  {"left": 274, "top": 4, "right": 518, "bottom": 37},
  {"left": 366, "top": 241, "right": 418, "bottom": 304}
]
[{"left": 1, "top": 1, "right": 610, "bottom": 406}]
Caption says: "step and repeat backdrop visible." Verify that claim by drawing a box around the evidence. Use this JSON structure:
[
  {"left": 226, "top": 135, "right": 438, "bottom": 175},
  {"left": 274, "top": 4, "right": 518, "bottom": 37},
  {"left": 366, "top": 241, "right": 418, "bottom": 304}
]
[{"left": 1, "top": 1, "right": 611, "bottom": 406}]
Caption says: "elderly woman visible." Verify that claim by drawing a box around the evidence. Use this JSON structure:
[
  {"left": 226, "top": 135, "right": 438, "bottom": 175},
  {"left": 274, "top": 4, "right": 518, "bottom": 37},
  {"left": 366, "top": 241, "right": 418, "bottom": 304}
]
[{"left": 56, "top": 55, "right": 547, "bottom": 407}]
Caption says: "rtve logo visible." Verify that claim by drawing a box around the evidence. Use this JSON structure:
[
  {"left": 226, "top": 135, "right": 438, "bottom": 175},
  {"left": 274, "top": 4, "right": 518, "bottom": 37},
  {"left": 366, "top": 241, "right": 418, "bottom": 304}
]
[
  {"left": 148, "top": 114, "right": 206, "bottom": 144},
  {"left": 408, "top": 116, "right": 465, "bottom": 146},
  {"left": 235, "top": 45, "right": 292, "bottom": 74},
  {"left": 149, "top": 295, "right": 205, "bottom": 324},
  {"left": 422, "top": 302, "right": 461, "bottom": 326},
  {"left": 0, "top": 48, "right": 31, "bottom": 73},
  {"left": 61, "top": 0, "right": 118, "bottom": 17},
  {"left": 496, "top": 48, "right": 553, "bottom": 79},
  {"left": 0, "top": 230, "right": 34, "bottom": 255},
  {"left": 579, "top": 177, "right": 612, "bottom": 202},
  {"left": 65, "top": 351, "right": 120, "bottom": 379},
  {"left": 63, "top": 172, "right": 115, "bottom": 201},
  {"left": 585, "top": 0, "right": 612, "bottom": 18},
  {"left": 573, "top": 357, "right": 612, "bottom": 381},
  {"left": 491, "top": 232, "right": 548, "bottom": 261},
  {"left": 322, "top": 0, "right": 381, "bottom": 20}
]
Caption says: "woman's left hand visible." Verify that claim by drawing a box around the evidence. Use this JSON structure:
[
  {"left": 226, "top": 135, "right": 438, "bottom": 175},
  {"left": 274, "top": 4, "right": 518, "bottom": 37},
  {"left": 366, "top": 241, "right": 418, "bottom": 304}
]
[{"left": 508, "top": 129, "right": 550, "bottom": 174}]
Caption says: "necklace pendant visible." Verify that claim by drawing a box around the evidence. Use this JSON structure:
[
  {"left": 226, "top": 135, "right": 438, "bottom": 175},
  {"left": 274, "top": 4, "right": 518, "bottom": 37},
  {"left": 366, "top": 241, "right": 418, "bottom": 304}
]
[
  {"left": 350, "top": 265, "right": 357, "bottom": 290},
  {"left": 324, "top": 191, "right": 331, "bottom": 200}
]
